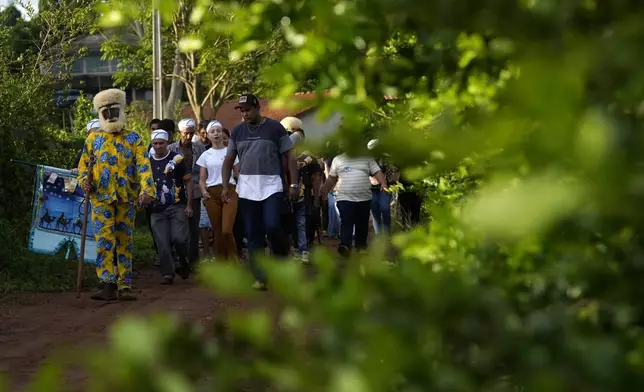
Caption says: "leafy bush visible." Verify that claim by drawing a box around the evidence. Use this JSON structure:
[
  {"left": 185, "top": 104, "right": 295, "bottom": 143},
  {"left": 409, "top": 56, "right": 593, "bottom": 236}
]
[
  {"left": 12, "top": 0, "right": 644, "bottom": 391},
  {"left": 72, "top": 92, "right": 95, "bottom": 135}
]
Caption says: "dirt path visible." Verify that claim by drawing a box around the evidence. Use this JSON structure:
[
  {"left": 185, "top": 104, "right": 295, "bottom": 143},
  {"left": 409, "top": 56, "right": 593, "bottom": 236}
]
[{"left": 0, "top": 262, "right": 286, "bottom": 390}]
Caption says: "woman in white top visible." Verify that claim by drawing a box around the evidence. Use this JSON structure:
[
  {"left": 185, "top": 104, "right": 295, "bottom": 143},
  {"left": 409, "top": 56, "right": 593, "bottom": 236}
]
[{"left": 196, "top": 121, "right": 240, "bottom": 260}]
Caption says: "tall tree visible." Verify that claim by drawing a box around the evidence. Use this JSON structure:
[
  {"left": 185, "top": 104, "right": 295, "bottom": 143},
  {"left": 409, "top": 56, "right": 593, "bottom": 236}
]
[
  {"left": 98, "top": 0, "right": 183, "bottom": 117},
  {"left": 173, "top": 2, "right": 288, "bottom": 122},
  {"left": 98, "top": 0, "right": 287, "bottom": 122}
]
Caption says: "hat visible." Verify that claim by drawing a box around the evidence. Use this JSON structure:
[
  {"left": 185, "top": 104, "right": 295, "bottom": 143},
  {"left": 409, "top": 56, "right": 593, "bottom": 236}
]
[
  {"left": 151, "top": 130, "right": 169, "bottom": 141},
  {"left": 281, "top": 116, "right": 302, "bottom": 131},
  {"left": 92, "top": 88, "right": 126, "bottom": 134},
  {"left": 235, "top": 93, "right": 260, "bottom": 109},
  {"left": 207, "top": 120, "right": 222, "bottom": 131},
  {"left": 93, "top": 88, "right": 125, "bottom": 112},
  {"left": 367, "top": 139, "right": 379, "bottom": 150},
  {"left": 178, "top": 118, "right": 196, "bottom": 130},
  {"left": 86, "top": 119, "right": 100, "bottom": 131}
]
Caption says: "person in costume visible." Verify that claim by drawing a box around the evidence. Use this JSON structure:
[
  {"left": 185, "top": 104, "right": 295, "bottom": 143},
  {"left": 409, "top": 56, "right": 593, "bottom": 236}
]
[{"left": 77, "top": 88, "right": 155, "bottom": 301}]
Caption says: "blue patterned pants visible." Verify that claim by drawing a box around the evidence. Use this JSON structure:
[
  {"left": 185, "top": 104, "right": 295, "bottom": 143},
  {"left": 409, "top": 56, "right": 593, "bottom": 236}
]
[{"left": 92, "top": 201, "right": 136, "bottom": 289}]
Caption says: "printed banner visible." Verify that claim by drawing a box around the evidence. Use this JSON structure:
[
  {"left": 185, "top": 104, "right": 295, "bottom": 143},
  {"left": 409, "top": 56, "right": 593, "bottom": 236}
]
[{"left": 28, "top": 165, "right": 97, "bottom": 264}]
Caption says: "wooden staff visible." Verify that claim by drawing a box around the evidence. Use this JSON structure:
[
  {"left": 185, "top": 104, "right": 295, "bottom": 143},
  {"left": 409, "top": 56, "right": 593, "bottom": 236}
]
[{"left": 76, "top": 155, "right": 96, "bottom": 298}]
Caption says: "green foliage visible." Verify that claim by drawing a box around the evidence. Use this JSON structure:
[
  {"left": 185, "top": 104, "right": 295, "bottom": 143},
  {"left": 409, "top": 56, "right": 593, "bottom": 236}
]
[
  {"left": 126, "top": 100, "right": 153, "bottom": 140},
  {"left": 0, "top": 226, "right": 155, "bottom": 294},
  {"left": 72, "top": 92, "right": 95, "bottom": 134},
  {"left": 0, "top": 2, "right": 106, "bottom": 292},
  {"left": 14, "top": 0, "right": 644, "bottom": 391},
  {"left": 132, "top": 222, "right": 157, "bottom": 267}
]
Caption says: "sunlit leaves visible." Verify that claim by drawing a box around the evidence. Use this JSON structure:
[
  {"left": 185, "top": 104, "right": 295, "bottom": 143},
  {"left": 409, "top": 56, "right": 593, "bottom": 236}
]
[
  {"left": 198, "top": 262, "right": 254, "bottom": 296},
  {"left": 463, "top": 172, "right": 586, "bottom": 240},
  {"left": 100, "top": 9, "right": 124, "bottom": 27},
  {"left": 178, "top": 35, "right": 204, "bottom": 52}
]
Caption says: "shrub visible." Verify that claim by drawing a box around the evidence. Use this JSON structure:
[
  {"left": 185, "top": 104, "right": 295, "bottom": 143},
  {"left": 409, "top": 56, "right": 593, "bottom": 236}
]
[{"left": 13, "top": 0, "right": 644, "bottom": 391}]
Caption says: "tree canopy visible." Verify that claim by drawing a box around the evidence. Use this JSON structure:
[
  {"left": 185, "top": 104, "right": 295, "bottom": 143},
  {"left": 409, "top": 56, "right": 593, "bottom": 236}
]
[{"left": 7, "top": 0, "right": 644, "bottom": 390}]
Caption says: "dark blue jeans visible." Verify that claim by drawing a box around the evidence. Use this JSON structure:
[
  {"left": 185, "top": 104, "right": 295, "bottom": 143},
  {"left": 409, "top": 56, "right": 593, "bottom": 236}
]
[
  {"left": 371, "top": 189, "right": 392, "bottom": 234},
  {"left": 239, "top": 192, "right": 289, "bottom": 284},
  {"left": 336, "top": 200, "right": 371, "bottom": 252},
  {"left": 293, "top": 200, "right": 308, "bottom": 253}
]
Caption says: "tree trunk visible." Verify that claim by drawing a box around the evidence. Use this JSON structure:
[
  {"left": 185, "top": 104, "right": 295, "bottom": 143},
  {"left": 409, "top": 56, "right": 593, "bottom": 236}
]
[
  {"left": 164, "top": 48, "right": 183, "bottom": 120},
  {"left": 181, "top": 52, "right": 204, "bottom": 124}
]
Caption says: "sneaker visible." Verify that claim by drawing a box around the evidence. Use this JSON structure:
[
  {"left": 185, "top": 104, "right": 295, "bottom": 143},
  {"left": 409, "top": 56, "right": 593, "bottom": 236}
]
[
  {"left": 300, "top": 251, "right": 310, "bottom": 264},
  {"left": 90, "top": 283, "right": 117, "bottom": 301},
  {"left": 161, "top": 275, "right": 174, "bottom": 285},
  {"left": 252, "top": 281, "right": 267, "bottom": 291},
  {"left": 338, "top": 244, "right": 351, "bottom": 258},
  {"left": 117, "top": 288, "right": 137, "bottom": 301},
  {"left": 176, "top": 264, "right": 191, "bottom": 280}
]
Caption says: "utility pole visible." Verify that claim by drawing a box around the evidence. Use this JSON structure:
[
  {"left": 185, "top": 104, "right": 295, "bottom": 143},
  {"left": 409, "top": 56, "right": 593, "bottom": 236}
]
[{"left": 152, "top": 9, "right": 163, "bottom": 119}]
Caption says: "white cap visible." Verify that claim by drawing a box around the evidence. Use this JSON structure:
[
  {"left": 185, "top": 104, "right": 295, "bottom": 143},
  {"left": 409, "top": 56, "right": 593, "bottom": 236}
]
[
  {"left": 367, "top": 139, "right": 379, "bottom": 150},
  {"left": 86, "top": 119, "right": 100, "bottom": 131},
  {"left": 178, "top": 118, "right": 196, "bottom": 129},
  {"left": 151, "top": 130, "right": 169, "bottom": 141},
  {"left": 281, "top": 116, "right": 302, "bottom": 131},
  {"left": 207, "top": 120, "right": 222, "bottom": 131}
]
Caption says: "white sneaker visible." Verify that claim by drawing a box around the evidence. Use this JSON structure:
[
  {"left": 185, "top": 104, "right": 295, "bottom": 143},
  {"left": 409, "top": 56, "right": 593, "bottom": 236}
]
[{"left": 300, "top": 251, "right": 310, "bottom": 264}]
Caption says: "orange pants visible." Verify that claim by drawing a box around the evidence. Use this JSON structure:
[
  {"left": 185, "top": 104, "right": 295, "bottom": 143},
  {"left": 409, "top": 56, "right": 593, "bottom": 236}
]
[{"left": 204, "top": 185, "right": 238, "bottom": 260}]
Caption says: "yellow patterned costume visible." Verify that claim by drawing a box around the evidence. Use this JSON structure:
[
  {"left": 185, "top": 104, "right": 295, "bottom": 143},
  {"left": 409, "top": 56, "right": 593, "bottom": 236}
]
[{"left": 77, "top": 89, "right": 155, "bottom": 300}]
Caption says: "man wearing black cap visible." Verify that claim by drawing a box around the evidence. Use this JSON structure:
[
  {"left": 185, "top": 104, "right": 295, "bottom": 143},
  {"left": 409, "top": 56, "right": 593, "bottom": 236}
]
[{"left": 221, "top": 93, "right": 299, "bottom": 291}]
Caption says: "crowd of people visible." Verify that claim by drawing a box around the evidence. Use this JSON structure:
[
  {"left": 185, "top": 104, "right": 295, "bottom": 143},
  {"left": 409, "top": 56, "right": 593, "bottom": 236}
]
[{"left": 74, "top": 89, "right": 423, "bottom": 301}]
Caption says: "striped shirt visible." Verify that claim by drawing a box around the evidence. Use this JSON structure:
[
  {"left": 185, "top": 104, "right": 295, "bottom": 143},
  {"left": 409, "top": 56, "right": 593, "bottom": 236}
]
[{"left": 328, "top": 154, "right": 381, "bottom": 202}]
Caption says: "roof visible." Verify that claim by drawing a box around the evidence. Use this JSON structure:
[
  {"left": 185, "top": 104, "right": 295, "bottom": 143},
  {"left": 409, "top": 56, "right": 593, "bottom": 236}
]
[
  {"left": 73, "top": 34, "right": 140, "bottom": 52},
  {"left": 181, "top": 91, "right": 396, "bottom": 130}
]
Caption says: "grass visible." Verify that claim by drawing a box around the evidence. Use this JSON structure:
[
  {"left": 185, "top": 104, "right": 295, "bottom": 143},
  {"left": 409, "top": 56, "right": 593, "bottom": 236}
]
[{"left": 0, "top": 213, "right": 158, "bottom": 294}]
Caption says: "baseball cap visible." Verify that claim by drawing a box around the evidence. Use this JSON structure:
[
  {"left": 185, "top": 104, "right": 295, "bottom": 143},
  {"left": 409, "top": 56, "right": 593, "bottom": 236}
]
[{"left": 235, "top": 93, "right": 260, "bottom": 109}]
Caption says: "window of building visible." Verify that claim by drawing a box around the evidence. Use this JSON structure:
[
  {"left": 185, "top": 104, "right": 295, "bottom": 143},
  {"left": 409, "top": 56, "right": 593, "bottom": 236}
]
[
  {"left": 71, "top": 59, "right": 84, "bottom": 74},
  {"left": 84, "top": 55, "right": 111, "bottom": 74}
]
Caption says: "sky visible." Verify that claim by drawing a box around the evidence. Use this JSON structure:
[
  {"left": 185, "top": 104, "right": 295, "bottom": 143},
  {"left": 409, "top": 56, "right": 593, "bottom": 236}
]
[{"left": 0, "top": 0, "right": 39, "bottom": 19}]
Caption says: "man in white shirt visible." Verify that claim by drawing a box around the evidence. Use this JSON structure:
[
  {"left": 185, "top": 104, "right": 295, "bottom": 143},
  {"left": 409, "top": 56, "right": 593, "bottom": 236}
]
[{"left": 322, "top": 154, "right": 387, "bottom": 257}]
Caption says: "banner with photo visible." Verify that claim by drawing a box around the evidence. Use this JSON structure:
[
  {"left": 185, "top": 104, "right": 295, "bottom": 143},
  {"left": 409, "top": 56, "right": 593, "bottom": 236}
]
[{"left": 28, "top": 165, "right": 97, "bottom": 264}]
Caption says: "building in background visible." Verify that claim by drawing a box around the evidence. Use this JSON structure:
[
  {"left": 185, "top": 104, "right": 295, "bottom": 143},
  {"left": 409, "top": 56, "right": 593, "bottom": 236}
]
[{"left": 50, "top": 34, "right": 151, "bottom": 107}]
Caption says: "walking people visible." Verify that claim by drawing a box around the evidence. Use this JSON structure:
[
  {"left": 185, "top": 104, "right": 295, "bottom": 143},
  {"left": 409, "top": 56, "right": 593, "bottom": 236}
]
[
  {"left": 197, "top": 121, "right": 240, "bottom": 260},
  {"left": 148, "top": 129, "right": 193, "bottom": 284},
  {"left": 367, "top": 139, "right": 399, "bottom": 235},
  {"left": 281, "top": 116, "right": 323, "bottom": 263},
  {"left": 321, "top": 152, "right": 387, "bottom": 257},
  {"left": 196, "top": 120, "right": 213, "bottom": 257},
  {"left": 224, "top": 128, "right": 247, "bottom": 258},
  {"left": 146, "top": 118, "right": 162, "bottom": 263},
  {"left": 323, "top": 156, "right": 341, "bottom": 238},
  {"left": 197, "top": 120, "right": 212, "bottom": 149},
  {"left": 77, "top": 88, "right": 155, "bottom": 301},
  {"left": 169, "top": 118, "right": 206, "bottom": 269},
  {"left": 221, "top": 93, "right": 299, "bottom": 290}
]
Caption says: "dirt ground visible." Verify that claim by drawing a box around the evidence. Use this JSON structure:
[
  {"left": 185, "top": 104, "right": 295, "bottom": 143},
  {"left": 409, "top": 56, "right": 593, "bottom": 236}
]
[{"left": 0, "top": 239, "right": 338, "bottom": 391}]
